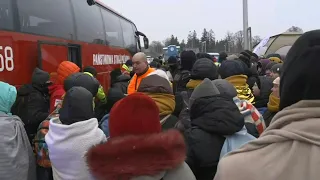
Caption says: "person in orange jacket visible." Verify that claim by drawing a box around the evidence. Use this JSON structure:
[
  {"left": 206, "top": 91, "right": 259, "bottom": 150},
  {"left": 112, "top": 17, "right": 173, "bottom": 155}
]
[{"left": 127, "top": 52, "right": 155, "bottom": 95}]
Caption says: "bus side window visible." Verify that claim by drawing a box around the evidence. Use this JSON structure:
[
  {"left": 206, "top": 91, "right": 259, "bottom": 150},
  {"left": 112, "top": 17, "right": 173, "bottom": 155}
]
[
  {"left": 71, "top": 0, "right": 105, "bottom": 44},
  {"left": 16, "top": 0, "right": 74, "bottom": 40},
  {"left": 0, "top": 0, "right": 13, "bottom": 30},
  {"left": 120, "top": 19, "right": 137, "bottom": 55},
  {"left": 101, "top": 9, "right": 124, "bottom": 48}
]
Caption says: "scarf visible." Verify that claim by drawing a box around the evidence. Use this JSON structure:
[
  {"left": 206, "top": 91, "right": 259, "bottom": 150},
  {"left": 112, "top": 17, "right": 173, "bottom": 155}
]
[
  {"left": 267, "top": 93, "right": 280, "bottom": 112},
  {"left": 145, "top": 93, "right": 175, "bottom": 116},
  {"left": 186, "top": 79, "right": 203, "bottom": 89},
  {"left": 214, "top": 100, "right": 320, "bottom": 180},
  {"left": 226, "top": 75, "right": 255, "bottom": 103}
]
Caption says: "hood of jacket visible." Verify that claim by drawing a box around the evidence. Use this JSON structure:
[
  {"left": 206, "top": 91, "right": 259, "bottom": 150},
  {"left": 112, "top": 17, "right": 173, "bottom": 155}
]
[
  {"left": 0, "top": 82, "right": 17, "bottom": 114},
  {"left": 59, "top": 87, "right": 94, "bottom": 125},
  {"left": 0, "top": 113, "right": 36, "bottom": 179},
  {"left": 138, "top": 74, "right": 173, "bottom": 94},
  {"left": 64, "top": 72, "right": 100, "bottom": 96},
  {"left": 189, "top": 79, "right": 244, "bottom": 135},
  {"left": 32, "top": 68, "right": 50, "bottom": 86},
  {"left": 279, "top": 30, "right": 320, "bottom": 110},
  {"left": 31, "top": 68, "right": 51, "bottom": 93},
  {"left": 86, "top": 130, "right": 187, "bottom": 180},
  {"left": 45, "top": 117, "right": 106, "bottom": 180},
  {"left": 180, "top": 50, "right": 197, "bottom": 71}
]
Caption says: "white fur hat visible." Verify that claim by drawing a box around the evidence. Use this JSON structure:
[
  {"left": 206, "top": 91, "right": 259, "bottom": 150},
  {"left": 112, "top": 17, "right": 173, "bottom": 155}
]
[{"left": 273, "top": 77, "right": 280, "bottom": 85}]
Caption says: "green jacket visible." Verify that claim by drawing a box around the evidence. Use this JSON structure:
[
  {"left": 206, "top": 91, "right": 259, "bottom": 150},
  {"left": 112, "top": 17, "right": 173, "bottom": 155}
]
[{"left": 83, "top": 72, "right": 107, "bottom": 104}]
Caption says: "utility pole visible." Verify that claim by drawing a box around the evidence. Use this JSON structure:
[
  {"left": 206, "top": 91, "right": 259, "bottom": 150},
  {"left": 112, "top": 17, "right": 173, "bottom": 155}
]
[{"left": 243, "top": 0, "right": 249, "bottom": 50}]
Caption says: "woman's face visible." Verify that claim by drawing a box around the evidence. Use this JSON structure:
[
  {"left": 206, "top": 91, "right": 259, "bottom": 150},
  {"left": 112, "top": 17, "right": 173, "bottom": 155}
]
[{"left": 272, "top": 84, "right": 280, "bottom": 98}]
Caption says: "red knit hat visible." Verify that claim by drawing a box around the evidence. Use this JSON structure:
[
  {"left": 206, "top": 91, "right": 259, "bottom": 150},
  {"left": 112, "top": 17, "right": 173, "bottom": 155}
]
[{"left": 109, "top": 93, "right": 161, "bottom": 138}]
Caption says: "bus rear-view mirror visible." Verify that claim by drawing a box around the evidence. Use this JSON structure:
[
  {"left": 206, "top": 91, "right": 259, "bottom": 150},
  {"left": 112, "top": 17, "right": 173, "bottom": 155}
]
[
  {"left": 87, "top": 0, "right": 96, "bottom": 6},
  {"left": 143, "top": 37, "right": 149, "bottom": 49}
]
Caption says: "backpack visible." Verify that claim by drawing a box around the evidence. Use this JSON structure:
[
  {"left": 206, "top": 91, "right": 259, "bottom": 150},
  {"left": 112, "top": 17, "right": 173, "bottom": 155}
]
[
  {"left": 173, "top": 70, "right": 191, "bottom": 94},
  {"left": 175, "top": 90, "right": 193, "bottom": 132},
  {"left": 11, "top": 84, "right": 33, "bottom": 124},
  {"left": 33, "top": 103, "right": 61, "bottom": 168},
  {"left": 219, "top": 126, "right": 256, "bottom": 159}
]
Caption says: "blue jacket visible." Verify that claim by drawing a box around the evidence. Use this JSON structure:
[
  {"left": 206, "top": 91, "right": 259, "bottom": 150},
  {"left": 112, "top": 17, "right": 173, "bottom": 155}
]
[
  {"left": 220, "top": 126, "right": 256, "bottom": 159},
  {"left": 99, "top": 114, "right": 110, "bottom": 137}
]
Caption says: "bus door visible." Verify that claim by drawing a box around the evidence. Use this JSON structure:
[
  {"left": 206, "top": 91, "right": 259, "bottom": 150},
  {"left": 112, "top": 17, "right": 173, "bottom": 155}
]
[{"left": 38, "top": 41, "right": 82, "bottom": 75}]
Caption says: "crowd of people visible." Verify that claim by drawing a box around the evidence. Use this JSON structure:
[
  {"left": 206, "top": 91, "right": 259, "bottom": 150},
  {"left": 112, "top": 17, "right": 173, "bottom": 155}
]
[{"left": 1, "top": 30, "right": 320, "bottom": 180}]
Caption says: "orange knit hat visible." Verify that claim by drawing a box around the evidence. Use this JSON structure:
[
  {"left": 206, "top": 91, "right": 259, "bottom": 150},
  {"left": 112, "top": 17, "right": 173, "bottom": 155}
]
[{"left": 56, "top": 61, "right": 80, "bottom": 84}]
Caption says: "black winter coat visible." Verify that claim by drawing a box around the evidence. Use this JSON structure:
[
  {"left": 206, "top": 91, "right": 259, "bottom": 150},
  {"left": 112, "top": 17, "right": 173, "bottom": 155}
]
[
  {"left": 263, "top": 110, "right": 277, "bottom": 127},
  {"left": 161, "top": 114, "right": 178, "bottom": 130},
  {"left": 18, "top": 84, "right": 50, "bottom": 137},
  {"left": 254, "top": 76, "right": 273, "bottom": 108},
  {"left": 111, "top": 74, "right": 130, "bottom": 94},
  {"left": 185, "top": 95, "right": 244, "bottom": 180}
]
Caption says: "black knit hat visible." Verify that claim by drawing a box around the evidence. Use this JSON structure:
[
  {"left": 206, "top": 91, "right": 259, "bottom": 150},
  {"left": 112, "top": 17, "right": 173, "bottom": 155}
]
[
  {"left": 181, "top": 50, "right": 196, "bottom": 71},
  {"left": 110, "top": 68, "right": 122, "bottom": 85},
  {"left": 219, "top": 52, "right": 228, "bottom": 61},
  {"left": 125, "top": 59, "right": 133, "bottom": 67},
  {"left": 191, "top": 58, "right": 218, "bottom": 80},
  {"left": 280, "top": 30, "right": 320, "bottom": 110},
  {"left": 64, "top": 72, "right": 100, "bottom": 96},
  {"left": 239, "top": 51, "right": 252, "bottom": 68},
  {"left": 271, "top": 63, "right": 283, "bottom": 75},
  {"left": 219, "top": 60, "right": 247, "bottom": 79},
  {"left": 83, "top": 66, "right": 97, "bottom": 77}
]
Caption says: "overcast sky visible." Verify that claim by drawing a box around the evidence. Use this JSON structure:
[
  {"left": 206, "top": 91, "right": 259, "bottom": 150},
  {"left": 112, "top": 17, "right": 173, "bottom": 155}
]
[{"left": 100, "top": 0, "right": 319, "bottom": 42}]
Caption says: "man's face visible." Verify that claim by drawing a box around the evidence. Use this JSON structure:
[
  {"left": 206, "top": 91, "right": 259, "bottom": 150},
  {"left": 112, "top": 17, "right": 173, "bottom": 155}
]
[
  {"left": 132, "top": 57, "right": 148, "bottom": 75},
  {"left": 272, "top": 84, "right": 280, "bottom": 98}
]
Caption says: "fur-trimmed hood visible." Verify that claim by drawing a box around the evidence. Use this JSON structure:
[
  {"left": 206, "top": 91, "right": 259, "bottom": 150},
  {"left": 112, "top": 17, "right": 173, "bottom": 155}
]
[{"left": 86, "top": 130, "right": 195, "bottom": 180}]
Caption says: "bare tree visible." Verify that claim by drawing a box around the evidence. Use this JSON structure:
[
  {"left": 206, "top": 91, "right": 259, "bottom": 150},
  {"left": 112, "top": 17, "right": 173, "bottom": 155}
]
[
  {"left": 252, "top": 35, "right": 262, "bottom": 47},
  {"left": 150, "top": 41, "right": 164, "bottom": 55},
  {"left": 234, "top": 30, "right": 244, "bottom": 52},
  {"left": 225, "top": 31, "right": 234, "bottom": 52},
  {"left": 286, "top": 26, "right": 303, "bottom": 33}
]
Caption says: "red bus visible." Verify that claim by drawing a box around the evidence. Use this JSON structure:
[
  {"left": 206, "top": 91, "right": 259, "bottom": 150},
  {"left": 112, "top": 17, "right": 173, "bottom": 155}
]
[{"left": 0, "top": 0, "right": 149, "bottom": 90}]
